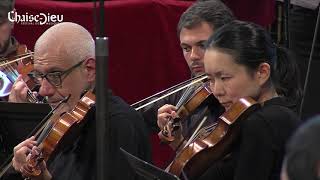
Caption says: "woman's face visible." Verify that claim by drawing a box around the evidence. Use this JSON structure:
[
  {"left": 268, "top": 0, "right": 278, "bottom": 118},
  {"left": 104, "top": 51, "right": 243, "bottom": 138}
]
[{"left": 204, "top": 49, "right": 262, "bottom": 110}]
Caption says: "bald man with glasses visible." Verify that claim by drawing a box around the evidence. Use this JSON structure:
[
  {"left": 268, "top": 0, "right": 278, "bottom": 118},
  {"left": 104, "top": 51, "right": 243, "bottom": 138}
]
[
  {"left": 9, "top": 23, "right": 94, "bottom": 111},
  {"left": 5, "top": 22, "right": 151, "bottom": 180}
]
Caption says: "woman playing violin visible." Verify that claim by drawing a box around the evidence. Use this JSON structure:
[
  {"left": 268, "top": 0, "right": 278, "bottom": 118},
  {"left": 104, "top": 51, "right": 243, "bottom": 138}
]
[
  {"left": 198, "top": 20, "right": 301, "bottom": 180},
  {"left": 155, "top": 0, "right": 233, "bottom": 150},
  {"left": 5, "top": 22, "right": 151, "bottom": 180}
]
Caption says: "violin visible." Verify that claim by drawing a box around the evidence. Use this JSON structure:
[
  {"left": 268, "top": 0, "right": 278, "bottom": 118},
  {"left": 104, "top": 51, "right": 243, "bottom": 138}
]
[
  {"left": 21, "top": 90, "right": 96, "bottom": 177},
  {"left": 16, "top": 45, "right": 37, "bottom": 91},
  {"left": 158, "top": 82, "right": 220, "bottom": 143},
  {"left": 132, "top": 74, "right": 208, "bottom": 111},
  {"left": 166, "top": 97, "right": 259, "bottom": 179},
  {"left": 0, "top": 44, "right": 39, "bottom": 102}
]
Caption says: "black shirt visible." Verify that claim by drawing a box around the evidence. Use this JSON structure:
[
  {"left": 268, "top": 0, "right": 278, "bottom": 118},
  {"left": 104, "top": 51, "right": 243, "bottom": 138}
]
[{"left": 199, "top": 97, "right": 300, "bottom": 180}]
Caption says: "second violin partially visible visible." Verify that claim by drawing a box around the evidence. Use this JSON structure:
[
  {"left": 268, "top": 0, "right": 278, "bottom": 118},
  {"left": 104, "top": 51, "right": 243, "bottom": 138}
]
[
  {"left": 0, "top": 44, "right": 39, "bottom": 102},
  {"left": 167, "top": 97, "right": 259, "bottom": 179}
]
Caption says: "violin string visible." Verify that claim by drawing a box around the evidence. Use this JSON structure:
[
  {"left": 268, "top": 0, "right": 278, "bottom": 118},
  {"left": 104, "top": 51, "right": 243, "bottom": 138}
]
[
  {"left": 36, "top": 95, "right": 71, "bottom": 144},
  {"left": 134, "top": 75, "right": 208, "bottom": 110},
  {"left": 177, "top": 82, "right": 204, "bottom": 109},
  {"left": 182, "top": 106, "right": 220, "bottom": 149},
  {"left": 183, "top": 121, "right": 217, "bottom": 153},
  {"left": 37, "top": 117, "right": 56, "bottom": 145},
  {"left": 183, "top": 116, "right": 208, "bottom": 149},
  {"left": 0, "top": 52, "right": 33, "bottom": 62},
  {"left": 0, "top": 54, "right": 33, "bottom": 68},
  {"left": 204, "top": 123, "right": 217, "bottom": 132},
  {"left": 175, "top": 84, "right": 195, "bottom": 109},
  {"left": 176, "top": 81, "right": 204, "bottom": 109},
  {"left": 131, "top": 74, "right": 207, "bottom": 108},
  {"left": 26, "top": 90, "right": 37, "bottom": 103},
  {"left": 201, "top": 120, "right": 217, "bottom": 131}
]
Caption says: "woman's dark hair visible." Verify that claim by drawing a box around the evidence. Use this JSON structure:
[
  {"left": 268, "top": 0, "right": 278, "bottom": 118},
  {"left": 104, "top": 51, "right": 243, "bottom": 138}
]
[{"left": 205, "top": 20, "right": 302, "bottom": 105}]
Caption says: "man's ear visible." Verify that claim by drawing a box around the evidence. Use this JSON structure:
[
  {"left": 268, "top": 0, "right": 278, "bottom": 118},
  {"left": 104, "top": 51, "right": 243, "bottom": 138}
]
[
  {"left": 256, "top": 62, "right": 271, "bottom": 86},
  {"left": 83, "top": 58, "right": 95, "bottom": 83}
]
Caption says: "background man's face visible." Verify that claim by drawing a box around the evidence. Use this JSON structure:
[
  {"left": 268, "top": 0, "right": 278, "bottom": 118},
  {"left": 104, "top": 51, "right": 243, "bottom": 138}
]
[{"left": 179, "top": 21, "right": 213, "bottom": 76}]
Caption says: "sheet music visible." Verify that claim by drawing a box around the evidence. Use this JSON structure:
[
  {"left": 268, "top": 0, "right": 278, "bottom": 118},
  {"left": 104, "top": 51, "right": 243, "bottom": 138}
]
[{"left": 277, "top": 0, "right": 320, "bottom": 9}]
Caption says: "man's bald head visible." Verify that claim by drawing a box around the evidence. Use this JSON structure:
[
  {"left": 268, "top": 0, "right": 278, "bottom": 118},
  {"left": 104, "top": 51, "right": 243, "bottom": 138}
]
[
  {"left": 32, "top": 22, "right": 96, "bottom": 110},
  {"left": 34, "top": 22, "right": 95, "bottom": 65}
]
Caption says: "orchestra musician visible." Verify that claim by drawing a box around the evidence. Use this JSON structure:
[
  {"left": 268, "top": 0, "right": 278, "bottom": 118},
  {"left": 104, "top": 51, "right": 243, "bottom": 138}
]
[
  {"left": 197, "top": 20, "right": 301, "bottom": 180},
  {"left": 0, "top": 0, "right": 22, "bottom": 101},
  {"left": 0, "top": 0, "right": 20, "bottom": 166},
  {"left": 0, "top": 0, "right": 16, "bottom": 58},
  {"left": 143, "top": 0, "right": 234, "bottom": 150},
  {"left": 4, "top": 22, "right": 151, "bottom": 180},
  {"left": 281, "top": 115, "right": 320, "bottom": 180}
]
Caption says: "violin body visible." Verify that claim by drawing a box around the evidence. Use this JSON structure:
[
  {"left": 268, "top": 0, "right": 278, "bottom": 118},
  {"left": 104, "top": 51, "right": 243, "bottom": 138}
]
[
  {"left": 23, "top": 90, "right": 96, "bottom": 176},
  {"left": 41, "top": 91, "right": 95, "bottom": 162},
  {"left": 167, "top": 97, "right": 259, "bottom": 179}
]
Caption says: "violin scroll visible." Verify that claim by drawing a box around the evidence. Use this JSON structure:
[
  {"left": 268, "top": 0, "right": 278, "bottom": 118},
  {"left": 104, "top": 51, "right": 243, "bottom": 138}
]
[{"left": 22, "top": 148, "right": 44, "bottom": 177}]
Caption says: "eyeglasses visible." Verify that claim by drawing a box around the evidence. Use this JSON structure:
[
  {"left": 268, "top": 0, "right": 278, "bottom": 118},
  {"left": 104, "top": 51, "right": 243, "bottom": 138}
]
[{"left": 29, "top": 60, "right": 85, "bottom": 87}]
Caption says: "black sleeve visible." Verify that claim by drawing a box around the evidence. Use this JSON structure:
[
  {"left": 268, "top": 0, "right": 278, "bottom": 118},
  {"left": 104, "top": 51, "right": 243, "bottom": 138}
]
[
  {"left": 233, "top": 115, "right": 274, "bottom": 180},
  {"left": 0, "top": 166, "right": 23, "bottom": 180},
  {"left": 109, "top": 109, "right": 151, "bottom": 180}
]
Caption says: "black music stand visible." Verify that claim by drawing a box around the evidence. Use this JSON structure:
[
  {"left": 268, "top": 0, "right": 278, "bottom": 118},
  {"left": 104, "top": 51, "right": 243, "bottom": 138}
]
[
  {"left": 0, "top": 102, "right": 51, "bottom": 165},
  {"left": 120, "top": 148, "right": 180, "bottom": 180}
]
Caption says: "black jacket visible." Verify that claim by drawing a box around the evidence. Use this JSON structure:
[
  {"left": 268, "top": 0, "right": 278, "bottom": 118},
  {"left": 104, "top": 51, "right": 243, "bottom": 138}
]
[{"left": 199, "top": 97, "right": 300, "bottom": 180}]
